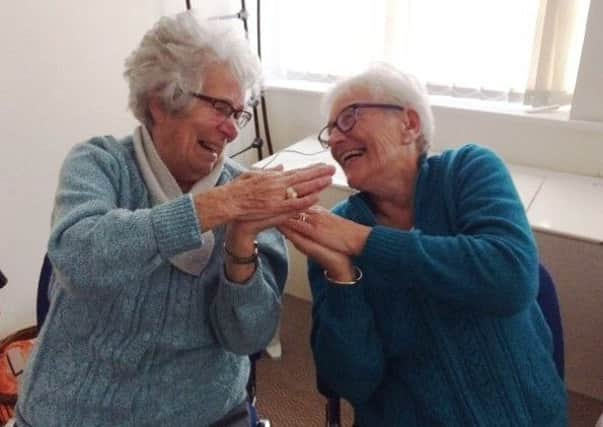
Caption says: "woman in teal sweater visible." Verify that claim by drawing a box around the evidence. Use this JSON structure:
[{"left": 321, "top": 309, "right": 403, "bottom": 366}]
[
  {"left": 281, "top": 63, "right": 567, "bottom": 425},
  {"left": 16, "top": 12, "right": 334, "bottom": 427}
]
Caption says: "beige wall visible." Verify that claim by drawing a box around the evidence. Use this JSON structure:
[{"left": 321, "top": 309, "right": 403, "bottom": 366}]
[
  {"left": 536, "top": 232, "right": 603, "bottom": 400},
  {"left": 0, "top": 0, "right": 160, "bottom": 336},
  {"left": 0, "top": 0, "right": 254, "bottom": 337}
]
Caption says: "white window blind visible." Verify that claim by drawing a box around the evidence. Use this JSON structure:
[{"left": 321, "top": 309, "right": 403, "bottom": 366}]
[{"left": 261, "top": 0, "right": 591, "bottom": 106}]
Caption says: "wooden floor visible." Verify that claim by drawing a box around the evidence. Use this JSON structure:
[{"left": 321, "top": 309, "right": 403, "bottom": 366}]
[{"left": 256, "top": 295, "right": 603, "bottom": 426}]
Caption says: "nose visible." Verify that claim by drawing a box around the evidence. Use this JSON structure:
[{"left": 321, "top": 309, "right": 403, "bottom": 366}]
[
  {"left": 218, "top": 116, "right": 239, "bottom": 142},
  {"left": 327, "top": 127, "right": 346, "bottom": 149}
]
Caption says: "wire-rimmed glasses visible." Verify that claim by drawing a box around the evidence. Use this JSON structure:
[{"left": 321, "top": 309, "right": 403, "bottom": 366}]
[
  {"left": 190, "top": 92, "right": 253, "bottom": 128},
  {"left": 317, "top": 103, "right": 405, "bottom": 148}
]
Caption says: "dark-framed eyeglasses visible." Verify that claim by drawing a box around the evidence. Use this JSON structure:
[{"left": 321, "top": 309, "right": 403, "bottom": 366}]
[
  {"left": 190, "top": 92, "right": 253, "bottom": 128},
  {"left": 317, "top": 103, "right": 405, "bottom": 148}
]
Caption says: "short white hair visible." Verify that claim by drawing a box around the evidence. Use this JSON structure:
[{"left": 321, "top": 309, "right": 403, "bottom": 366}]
[
  {"left": 322, "top": 62, "right": 435, "bottom": 153},
  {"left": 124, "top": 11, "right": 262, "bottom": 127}
]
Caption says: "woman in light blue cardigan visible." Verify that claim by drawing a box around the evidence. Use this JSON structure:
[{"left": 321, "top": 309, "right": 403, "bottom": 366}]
[
  {"left": 281, "top": 63, "right": 567, "bottom": 426},
  {"left": 15, "top": 11, "right": 334, "bottom": 427}
]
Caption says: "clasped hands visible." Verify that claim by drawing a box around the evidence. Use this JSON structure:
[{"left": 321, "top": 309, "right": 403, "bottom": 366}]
[
  {"left": 226, "top": 163, "right": 371, "bottom": 282},
  {"left": 195, "top": 163, "right": 337, "bottom": 255},
  {"left": 279, "top": 205, "right": 371, "bottom": 284},
  {"left": 194, "top": 162, "right": 369, "bottom": 283}
]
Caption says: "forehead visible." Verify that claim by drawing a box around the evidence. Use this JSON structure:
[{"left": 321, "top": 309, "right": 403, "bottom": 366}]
[
  {"left": 200, "top": 63, "right": 244, "bottom": 106},
  {"left": 329, "top": 87, "right": 373, "bottom": 119}
]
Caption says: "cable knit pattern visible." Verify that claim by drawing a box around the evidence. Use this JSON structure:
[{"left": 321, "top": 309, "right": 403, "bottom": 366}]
[
  {"left": 310, "top": 144, "right": 567, "bottom": 426},
  {"left": 16, "top": 135, "right": 288, "bottom": 427}
]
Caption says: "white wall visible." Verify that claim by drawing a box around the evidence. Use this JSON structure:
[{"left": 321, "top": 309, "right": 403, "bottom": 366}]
[
  {"left": 0, "top": 1, "right": 158, "bottom": 336},
  {"left": 0, "top": 0, "right": 257, "bottom": 337},
  {"left": 572, "top": 0, "right": 603, "bottom": 122}
]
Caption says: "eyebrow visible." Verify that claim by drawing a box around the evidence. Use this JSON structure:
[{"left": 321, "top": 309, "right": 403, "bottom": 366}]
[
  {"left": 215, "top": 94, "right": 246, "bottom": 111},
  {"left": 328, "top": 104, "right": 354, "bottom": 121}
]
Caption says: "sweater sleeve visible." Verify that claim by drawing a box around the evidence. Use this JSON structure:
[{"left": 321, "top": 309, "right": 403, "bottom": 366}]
[
  {"left": 309, "top": 259, "right": 385, "bottom": 405},
  {"left": 357, "top": 145, "right": 538, "bottom": 316},
  {"left": 48, "top": 140, "right": 202, "bottom": 296},
  {"left": 209, "top": 230, "right": 288, "bottom": 355}
]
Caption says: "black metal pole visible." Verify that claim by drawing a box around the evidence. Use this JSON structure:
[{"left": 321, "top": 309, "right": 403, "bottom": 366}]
[
  {"left": 241, "top": 0, "right": 249, "bottom": 33},
  {"left": 256, "top": 0, "right": 274, "bottom": 155},
  {"left": 241, "top": 0, "right": 264, "bottom": 160},
  {"left": 259, "top": 98, "right": 273, "bottom": 156},
  {"left": 230, "top": 137, "right": 263, "bottom": 158}
]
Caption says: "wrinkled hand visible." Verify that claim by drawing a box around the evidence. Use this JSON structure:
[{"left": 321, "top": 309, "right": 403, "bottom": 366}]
[
  {"left": 281, "top": 205, "right": 372, "bottom": 257},
  {"left": 194, "top": 163, "right": 335, "bottom": 233},
  {"left": 279, "top": 223, "right": 355, "bottom": 281},
  {"left": 228, "top": 163, "right": 335, "bottom": 221}
]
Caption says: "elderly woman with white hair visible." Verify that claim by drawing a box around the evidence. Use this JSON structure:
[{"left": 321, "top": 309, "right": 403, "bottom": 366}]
[
  {"left": 280, "top": 63, "right": 567, "bottom": 426},
  {"left": 14, "top": 11, "right": 334, "bottom": 427}
]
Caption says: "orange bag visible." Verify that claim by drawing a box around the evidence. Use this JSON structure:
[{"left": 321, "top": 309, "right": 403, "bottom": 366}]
[{"left": 0, "top": 326, "right": 37, "bottom": 424}]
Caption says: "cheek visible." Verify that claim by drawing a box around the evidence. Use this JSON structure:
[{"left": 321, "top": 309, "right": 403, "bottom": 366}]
[
  {"left": 356, "top": 120, "right": 400, "bottom": 152},
  {"left": 370, "top": 129, "right": 401, "bottom": 159},
  {"left": 185, "top": 108, "right": 215, "bottom": 134},
  {"left": 192, "top": 117, "right": 220, "bottom": 139}
]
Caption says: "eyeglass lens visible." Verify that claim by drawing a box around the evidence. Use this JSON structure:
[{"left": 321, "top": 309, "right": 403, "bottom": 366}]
[{"left": 319, "top": 106, "right": 357, "bottom": 145}]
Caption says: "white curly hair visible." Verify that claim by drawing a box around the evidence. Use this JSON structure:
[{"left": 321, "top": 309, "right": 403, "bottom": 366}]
[
  {"left": 124, "top": 11, "right": 262, "bottom": 127},
  {"left": 322, "top": 62, "right": 435, "bottom": 153}
]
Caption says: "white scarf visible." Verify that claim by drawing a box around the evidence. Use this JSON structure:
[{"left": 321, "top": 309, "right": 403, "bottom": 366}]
[{"left": 133, "top": 125, "right": 225, "bottom": 276}]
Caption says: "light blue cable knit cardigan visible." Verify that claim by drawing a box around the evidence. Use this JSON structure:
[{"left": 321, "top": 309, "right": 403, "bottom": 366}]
[
  {"left": 16, "top": 135, "right": 288, "bottom": 427},
  {"left": 310, "top": 145, "right": 567, "bottom": 426}
]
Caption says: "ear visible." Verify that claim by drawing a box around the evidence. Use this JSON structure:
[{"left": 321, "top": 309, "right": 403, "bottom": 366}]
[
  {"left": 149, "top": 96, "right": 167, "bottom": 125},
  {"left": 401, "top": 109, "right": 422, "bottom": 143}
]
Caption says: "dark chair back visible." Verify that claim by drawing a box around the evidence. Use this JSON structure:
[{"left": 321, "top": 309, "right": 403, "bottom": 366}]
[
  {"left": 319, "top": 263, "right": 565, "bottom": 426},
  {"left": 0, "top": 268, "right": 7, "bottom": 289},
  {"left": 536, "top": 264, "right": 564, "bottom": 379},
  {"left": 36, "top": 255, "right": 52, "bottom": 327}
]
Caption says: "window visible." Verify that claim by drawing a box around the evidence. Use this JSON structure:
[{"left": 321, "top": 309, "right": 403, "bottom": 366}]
[{"left": 261, "top": 0, "right": 591, "bottom": 107}]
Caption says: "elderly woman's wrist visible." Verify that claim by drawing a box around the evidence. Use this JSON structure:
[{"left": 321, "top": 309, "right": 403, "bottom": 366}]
[
  {"left": 226, "top": 221, "right": 256, "bottom": 239},
  {"left": 224, "top": 230, "right": 258, "bottom": 284},
  {"left": 224, "top": 240, "right": 258, "bottom": 264},
  {"left": 225, "top": 224, "right": 257, "bottom": 252},
  {"left": 324, "top": 266, "right": 363, "bottom": 286},
  {"left": 324, "top": 260, "right": 356, "bottom": 283},
  {"left": 348, "top": 225, "right": 371, "bottom": 256}
]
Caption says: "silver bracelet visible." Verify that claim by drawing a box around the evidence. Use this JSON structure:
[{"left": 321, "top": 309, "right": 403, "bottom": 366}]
[{"left": 324, "top": 266, "right": 363, "bottom": 286}]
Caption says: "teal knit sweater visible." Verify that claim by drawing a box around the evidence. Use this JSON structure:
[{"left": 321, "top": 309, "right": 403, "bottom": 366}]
[
  {"left": 16, "top": 136, "right": 288, "bottom": 427},
  {"left": 310, "top": 145, "right": 567, "bottom": 426}
]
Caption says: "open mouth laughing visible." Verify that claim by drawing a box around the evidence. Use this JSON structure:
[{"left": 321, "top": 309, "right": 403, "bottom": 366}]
[
  {"left": 337, "top": 148, "right": 366, "bottom": 167},
  {"left": 198, "top": 139, "right": 221, "bottom": 156}
]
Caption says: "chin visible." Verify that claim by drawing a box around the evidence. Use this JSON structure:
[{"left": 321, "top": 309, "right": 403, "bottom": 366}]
[
  {"left": 201, "top": 158, "right": 218, "bottom": 171},
  {"left": 345, "top": 173, "right": 363, "bottom": 191},
  {"left": 187, "top": 166, "right": 211, "bottom": 182},
  {"left": 349, "top": 171, "right": 379, "bottom": 193}
]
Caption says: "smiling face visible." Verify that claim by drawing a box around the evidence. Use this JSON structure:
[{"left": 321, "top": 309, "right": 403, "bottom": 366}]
[
  {"left": 149, "top": 62, "right": 244, "bottom": 191},
  {"left": 327, "top": 88, "right": 423, "bottom": 195}
]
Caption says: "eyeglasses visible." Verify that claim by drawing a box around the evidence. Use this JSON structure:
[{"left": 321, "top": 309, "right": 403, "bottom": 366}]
[
  {"left": 317, "top": 103, "right": 405, "bottom": 148},
  {"left": 190, "top": 92, "right": 253, "bottom": 128}
]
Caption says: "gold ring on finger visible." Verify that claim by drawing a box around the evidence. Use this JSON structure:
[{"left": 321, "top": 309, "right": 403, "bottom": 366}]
[
  {"left": 296, "top": 212, "right": 308, "bottom": 222},
  {"left": 286, "top": 187, "right": 298, "bottom": 199}
]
